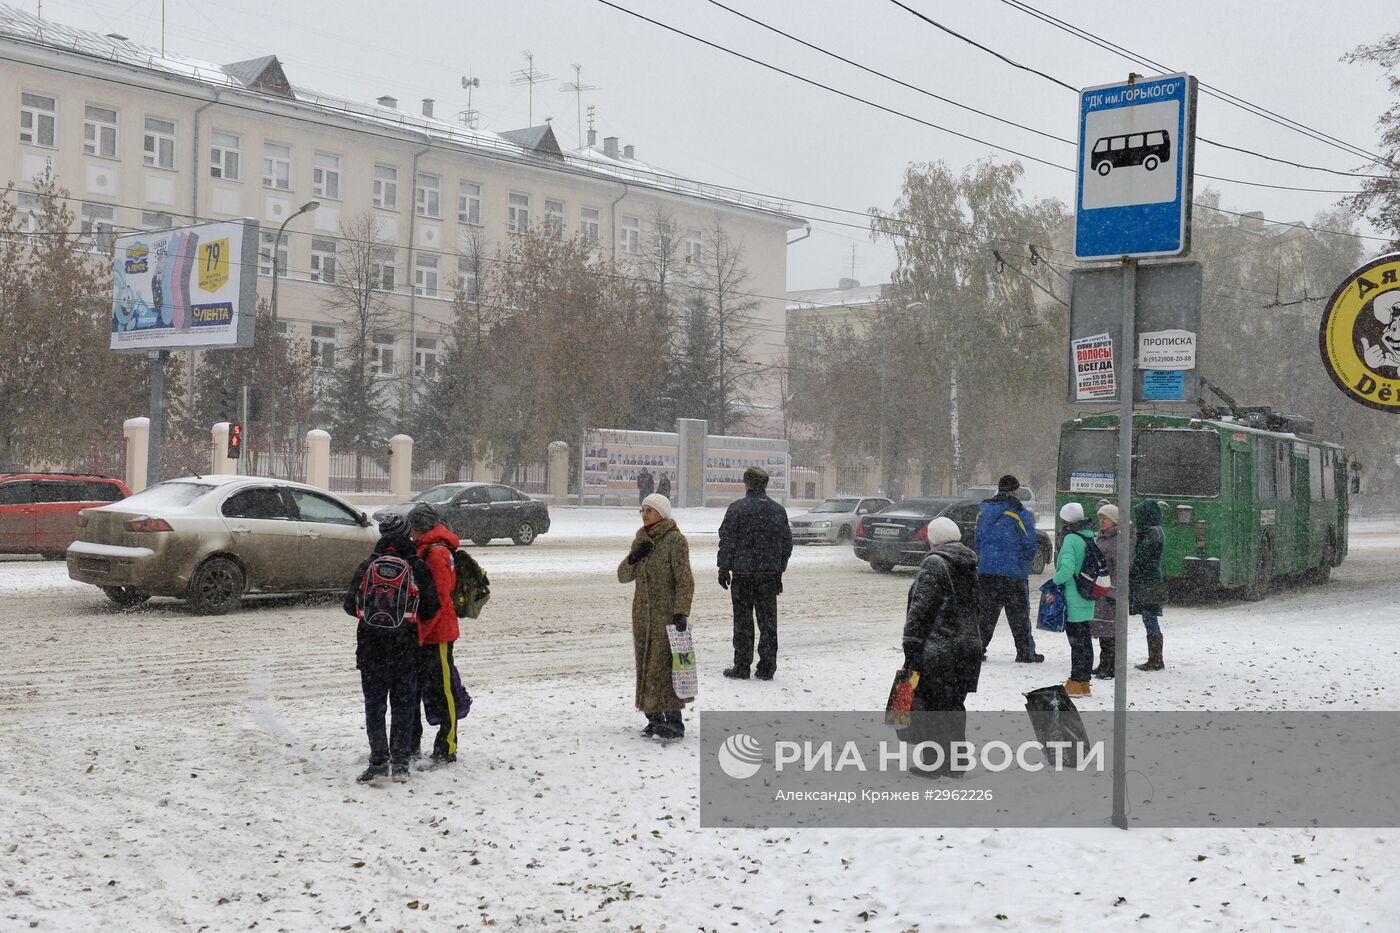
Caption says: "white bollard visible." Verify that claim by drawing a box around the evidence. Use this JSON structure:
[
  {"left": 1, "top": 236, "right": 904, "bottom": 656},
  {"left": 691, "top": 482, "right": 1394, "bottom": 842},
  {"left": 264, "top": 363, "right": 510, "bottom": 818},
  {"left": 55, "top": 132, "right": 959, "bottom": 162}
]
[
  {"left": 547, "top": 440, "right": 570, "bottom": 502},
  {"left": 123, "top": 417, "right": 150, "bottom": 493},
  {"left": 389, "top": 434, "right": 414, "bottom": 502},
  {"left": 305, "top": 429, "right": 331, "bottom": 490},
  {"left": 210, "top": 422, "right": 239, "bottom": 475}
]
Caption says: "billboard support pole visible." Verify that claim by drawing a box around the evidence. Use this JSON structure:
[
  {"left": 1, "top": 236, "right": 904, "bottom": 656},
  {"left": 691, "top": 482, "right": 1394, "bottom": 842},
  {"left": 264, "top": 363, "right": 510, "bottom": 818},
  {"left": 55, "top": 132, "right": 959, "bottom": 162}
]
[
  {"left": 146, "top": 350, "right": 166, "bottom": 488},
  {"left": 1112, "top": 257, "right": 1135, "bottom": 831}
]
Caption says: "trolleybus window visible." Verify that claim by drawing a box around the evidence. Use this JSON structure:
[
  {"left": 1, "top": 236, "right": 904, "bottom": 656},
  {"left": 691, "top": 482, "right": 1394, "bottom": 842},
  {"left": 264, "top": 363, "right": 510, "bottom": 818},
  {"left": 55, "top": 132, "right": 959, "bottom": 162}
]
[
  {"left": 1135, "top": 430, "right": 1220, "bottom": 498},
  {"left": 1057, "top": 429, "right": 1118, "bottom": 491}
]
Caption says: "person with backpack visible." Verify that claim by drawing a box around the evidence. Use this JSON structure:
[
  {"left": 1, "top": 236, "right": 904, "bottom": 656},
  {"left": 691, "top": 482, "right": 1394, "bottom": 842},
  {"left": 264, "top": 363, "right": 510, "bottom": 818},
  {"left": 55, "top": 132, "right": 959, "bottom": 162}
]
[
  {"left": 898, "top": 517, "right": 984, "bottom": 778},
  {"left": 407, "top": 503, "right": 466, "bottom": 768},
  {"left": 618, "top": 493, "right": 695, "bottom": 739},
  {"left": 1090, "top": 504, "right": 1120, "bottom": 679},
  {"left": 973, "top": 474, "right": 1043, "bottom": 664},
  {"left": 1130, "top": 500, "right": 1167, "bottom": 671},
  {"left": 343, "top": 514, "right": 440, "bottom": 785},
  {"left": 1052, "top": 502, "right": 1099, "bottom": 696}
]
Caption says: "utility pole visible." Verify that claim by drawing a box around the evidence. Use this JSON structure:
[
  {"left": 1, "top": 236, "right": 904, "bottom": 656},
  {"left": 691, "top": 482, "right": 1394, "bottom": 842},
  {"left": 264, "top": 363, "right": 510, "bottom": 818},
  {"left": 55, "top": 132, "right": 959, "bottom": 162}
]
[
  {"left": 459, "top": 75, "right": 480, "bottom": 130},
  {"left": 510, "top": 51, "right": 552, "bottom": 126},
  {"left": 267, "top": 199, "right": 320, "bottom": 477},
  {"left": 560, "top": 64, "right": 600, "bottom": 149}
]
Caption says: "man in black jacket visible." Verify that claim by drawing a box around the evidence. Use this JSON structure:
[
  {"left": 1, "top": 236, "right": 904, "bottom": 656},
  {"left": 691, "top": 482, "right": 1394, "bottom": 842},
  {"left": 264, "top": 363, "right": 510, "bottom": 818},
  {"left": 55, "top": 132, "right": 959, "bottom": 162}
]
[
  {"left": 344, "top": 514, "right": 440, "bottom": 786},
  {"left": 718, "top": 466, "right": 793, "bottom": 680}
]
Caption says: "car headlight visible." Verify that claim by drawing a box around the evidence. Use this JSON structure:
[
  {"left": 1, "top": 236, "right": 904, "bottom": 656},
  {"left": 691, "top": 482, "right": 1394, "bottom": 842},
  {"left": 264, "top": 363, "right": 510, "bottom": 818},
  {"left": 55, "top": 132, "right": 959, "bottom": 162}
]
[{"left": 815, "top": 521, "right": 831, "bottom": 528}]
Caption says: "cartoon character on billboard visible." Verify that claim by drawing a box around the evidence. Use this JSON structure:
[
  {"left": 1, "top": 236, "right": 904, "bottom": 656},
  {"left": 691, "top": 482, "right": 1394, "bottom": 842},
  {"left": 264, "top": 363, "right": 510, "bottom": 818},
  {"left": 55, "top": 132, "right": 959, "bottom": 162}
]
[{"left": 1360, "top": 290, "right": 1400, "bottom": 375}]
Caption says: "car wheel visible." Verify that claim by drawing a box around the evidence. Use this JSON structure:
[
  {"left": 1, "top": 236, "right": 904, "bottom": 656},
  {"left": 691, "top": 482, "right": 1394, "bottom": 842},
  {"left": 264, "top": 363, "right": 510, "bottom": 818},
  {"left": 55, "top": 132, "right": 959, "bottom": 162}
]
[
  {"left": 837, "top": 526, "right": 853, "bottom": 545},
  {"left": 1096, "top": 161, "right": 1111, "bottom": 176},
  {"left": 188, "top": 556, "right": 245, "bottom": 615},
  {"left": 870, "top": 559, "right": 895, "bottom": 574},
  {"left": 102, "top": 586, "right": 150, "bottom": 609},
  {"left": 511, "top": 522, "right": 537, "bottom": 546},
  {"left": 1031, "top": 550, "right": 1047, "bottom": 576},
  {"left": 41, "top": 551, "right": 66, "bottom": 561},
  {"left": 1143, "top": 155, "right": 1160, "bottom": 171},
  {"left": 472, "top": 537, "right": 491, "bottom": 547}
]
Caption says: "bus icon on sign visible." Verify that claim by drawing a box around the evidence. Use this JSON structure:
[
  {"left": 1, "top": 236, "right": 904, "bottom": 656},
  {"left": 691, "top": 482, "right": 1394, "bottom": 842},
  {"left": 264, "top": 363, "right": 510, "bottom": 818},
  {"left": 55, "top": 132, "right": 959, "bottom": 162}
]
[{"left": 1092, "top": 130, "right": 1171, "bottom": 176}]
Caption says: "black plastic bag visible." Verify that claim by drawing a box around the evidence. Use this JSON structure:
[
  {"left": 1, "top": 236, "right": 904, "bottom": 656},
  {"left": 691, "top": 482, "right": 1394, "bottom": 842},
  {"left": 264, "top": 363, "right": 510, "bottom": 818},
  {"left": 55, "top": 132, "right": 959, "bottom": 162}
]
[{"left": 1024, "top": 684, "right": 1090, "bottom": 768}]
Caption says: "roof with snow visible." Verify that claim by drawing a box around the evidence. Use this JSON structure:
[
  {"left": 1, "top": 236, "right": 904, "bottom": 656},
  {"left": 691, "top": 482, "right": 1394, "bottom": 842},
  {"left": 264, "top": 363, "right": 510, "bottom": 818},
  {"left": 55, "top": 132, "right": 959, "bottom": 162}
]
[
  {"left": 0, "top": 4, "right": 802, "bottom": 225},
  {"left": 787, "top": 282, "right": 892, "bottom": 311}
]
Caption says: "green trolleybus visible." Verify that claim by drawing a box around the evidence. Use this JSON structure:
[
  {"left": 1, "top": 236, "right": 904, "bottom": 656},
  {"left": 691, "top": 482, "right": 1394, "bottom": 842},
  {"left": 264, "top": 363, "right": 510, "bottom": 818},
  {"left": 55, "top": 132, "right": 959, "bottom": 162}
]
[{"left": 1055, "top": 414, "right": 1348, "bottom": 599}]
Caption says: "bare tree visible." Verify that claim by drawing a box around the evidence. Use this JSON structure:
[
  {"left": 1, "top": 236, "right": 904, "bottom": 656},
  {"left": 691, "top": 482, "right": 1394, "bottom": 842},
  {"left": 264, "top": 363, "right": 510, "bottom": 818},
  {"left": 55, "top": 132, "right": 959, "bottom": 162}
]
[{"left": 697, "top": 220, "right": 760, "bottom": 434}]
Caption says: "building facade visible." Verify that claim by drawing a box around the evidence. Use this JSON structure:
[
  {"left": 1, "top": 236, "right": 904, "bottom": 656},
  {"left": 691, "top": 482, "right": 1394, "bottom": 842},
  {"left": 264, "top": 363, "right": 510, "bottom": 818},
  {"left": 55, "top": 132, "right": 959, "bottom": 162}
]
[{"left": 0, "top": 5, "right": 800, "bottom": 428}]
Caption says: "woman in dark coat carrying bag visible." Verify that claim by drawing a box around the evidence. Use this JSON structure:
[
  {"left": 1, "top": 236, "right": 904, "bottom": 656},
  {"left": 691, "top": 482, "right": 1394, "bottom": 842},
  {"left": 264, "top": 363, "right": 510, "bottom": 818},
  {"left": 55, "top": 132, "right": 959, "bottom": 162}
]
[
  {"left": 1130, "top": 500, "right": 1167, "bottom": 671},
  {"left": 897, "top": 517, "right": 983, "bottom": 778}
]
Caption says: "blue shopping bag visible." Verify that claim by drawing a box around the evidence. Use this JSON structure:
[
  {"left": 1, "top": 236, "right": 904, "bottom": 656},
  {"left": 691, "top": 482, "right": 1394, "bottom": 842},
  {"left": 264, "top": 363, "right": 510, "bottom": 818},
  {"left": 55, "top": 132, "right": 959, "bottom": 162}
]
[{"left": 1036, "top": 579, "right": 1067, "bottom": 633}]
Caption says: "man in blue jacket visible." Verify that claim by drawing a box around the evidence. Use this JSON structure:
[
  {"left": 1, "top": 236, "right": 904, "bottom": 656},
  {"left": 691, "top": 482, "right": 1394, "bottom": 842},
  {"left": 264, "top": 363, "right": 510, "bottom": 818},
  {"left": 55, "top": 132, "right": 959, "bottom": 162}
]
[
  {"left": 718, "top": 466, "right": 793, "bottom": 681},
  {"left": 974, "top": 474, "right": 1043, "bottom": 663}
]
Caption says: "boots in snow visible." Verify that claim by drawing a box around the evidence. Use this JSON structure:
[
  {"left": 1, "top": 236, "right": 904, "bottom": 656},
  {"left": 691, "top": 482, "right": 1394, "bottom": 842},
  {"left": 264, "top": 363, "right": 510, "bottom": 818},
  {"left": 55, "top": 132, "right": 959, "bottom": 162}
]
[
  {"left": 1136, "top": 635, "right": 1164, "bottom": 671},
  {"left": 357, "top": 762, "right": 389, "bottom": 785},
  {"left": 1094, "top": 638, "right": 1115, "bottom": 679},
  {"left": 1064, "top": 678, "right": 1092, "bottom": 697},
  {"left": 390, "top": 762, "right": 411, "bottom": 783}
]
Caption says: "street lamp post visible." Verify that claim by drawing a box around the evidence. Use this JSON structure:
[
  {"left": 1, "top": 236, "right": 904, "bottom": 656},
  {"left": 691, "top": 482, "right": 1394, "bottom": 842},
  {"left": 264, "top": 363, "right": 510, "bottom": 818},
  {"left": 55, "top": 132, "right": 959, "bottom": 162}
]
[{"left": 266, "top": 199, "right": 320, "bottom": 477}]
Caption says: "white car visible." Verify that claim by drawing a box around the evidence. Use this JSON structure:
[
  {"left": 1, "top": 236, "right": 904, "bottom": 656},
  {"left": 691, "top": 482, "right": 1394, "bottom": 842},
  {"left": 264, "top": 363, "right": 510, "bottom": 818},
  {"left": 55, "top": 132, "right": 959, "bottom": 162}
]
[
  {"left": 788, "top": 496, "right": 893, "bottom": 545},
  {"left": 66, "top": 474, "right": 379, "bottom": 614}
]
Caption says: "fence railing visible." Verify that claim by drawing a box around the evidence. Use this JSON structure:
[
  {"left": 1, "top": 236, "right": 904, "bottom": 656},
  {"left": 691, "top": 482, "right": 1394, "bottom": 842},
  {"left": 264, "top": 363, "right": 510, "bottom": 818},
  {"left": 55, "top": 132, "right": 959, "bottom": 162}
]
[
  {"left": 329, "top": 449, "right": 391, "bottom": 494},
  {"left": 410, "top": 457, "right": 476, "bottom": 494},
  {"left": 499, "top": 461, "right": 548, "bottom": 494}
]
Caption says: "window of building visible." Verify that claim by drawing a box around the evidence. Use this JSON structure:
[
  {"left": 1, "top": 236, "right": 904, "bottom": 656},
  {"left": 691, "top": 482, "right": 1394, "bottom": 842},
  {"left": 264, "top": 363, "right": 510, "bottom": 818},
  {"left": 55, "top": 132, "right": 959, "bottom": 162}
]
[
  {"left": 259, "top": 230, "right": 288, "bottom": 277},
  {"left": 414, "top": 253, "right": 439, "bottom": 297},
  {"left": 372, "top": 332, "right": 397, "bottom": 376},
  {"left": 143, "top": 116, "right": 175, "bottom": 168},
  {"left": 620, "top": 215, "right": 640, "bottom": 255},
  {"left": 455, "top": 258, "right": 479, "bottom": 301},
  {"left": 371, "top": 247, "right": 396, "bottom": 291},
  {"left": 210, "top": 130, "right": 240, "bottom": 180},
  {"left": 20, "top": 92, "right": 56, "bottom": 148},
  {"left": 312, "top": 151, "right": 341, "bottom": 200},
  {"left": 458, "top": 180, "right": 482, "bottom": 224},
  {"left": 16, "top": 193, "right": 41, "bottom": 234},
  {"left": 309, "top": 237, "right": 337, "bottom": 283},
  {"left": 580, "top": 206, "right": 600, "bottom": 244},
  {"left": 544, "top": 198, "right": 564, "bottom": 236},
  {"left": 415, "top": 173, "right": 441, "bottom": 218},
  {"left": 83, "top": 104, "right": 117, "bottom": 158},
  {"left": 79, "top": 202, "right": 115, "bottom": 251},
  {"left": 373, "top": 164, "right": 398, "bottom": 210},
  {"left": 310, "top": 324, "right": 337, "bottom": 367},
  {"left": 262, "top": 141, "right": 291, "bottom": 190},
  {"left": 685, "top": 228, "right": 703, "bottom": 265},
  {"left": 415, "top": 335, "right": 439, "bottom": 379},
  {"left": 141, "top": 210, "right": 172, "bottom": 230},
  {"left": 507, "top": 192, "right": 530, "bottom": 233},
  {"left": 656, "top": 220, "right": 673, "bottom": 245}
]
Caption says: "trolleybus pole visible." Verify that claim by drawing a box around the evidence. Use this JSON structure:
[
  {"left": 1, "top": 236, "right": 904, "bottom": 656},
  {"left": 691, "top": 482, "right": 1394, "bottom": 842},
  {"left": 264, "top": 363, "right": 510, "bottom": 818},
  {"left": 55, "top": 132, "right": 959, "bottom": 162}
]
[{"left": 1113, "top": 257, "right": 1135, "bottom": 830}]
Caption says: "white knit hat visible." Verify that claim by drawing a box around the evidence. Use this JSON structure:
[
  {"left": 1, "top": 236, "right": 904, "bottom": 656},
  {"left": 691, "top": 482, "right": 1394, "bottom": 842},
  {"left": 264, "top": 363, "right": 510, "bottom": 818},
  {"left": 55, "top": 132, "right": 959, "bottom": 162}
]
[
  {"left": 642, "top": 493, "right": 672, "bottom": 521},
  {"left": 1059, "top": 501, "right": 1085, "bottom": 523},
  {"left": 1097, "top": 503, "right": 1119, "bottom": 523},
  {"left": 926, "top": 516, "right": 961, "bottom": 546}
]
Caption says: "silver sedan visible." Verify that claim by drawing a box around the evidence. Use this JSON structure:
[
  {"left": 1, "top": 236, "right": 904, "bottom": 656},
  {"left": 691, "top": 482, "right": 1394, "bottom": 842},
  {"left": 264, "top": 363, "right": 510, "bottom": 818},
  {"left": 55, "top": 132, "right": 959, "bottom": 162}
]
[
  {"left": 788, "top": 496, "right": 892, "bottom": 545},
  {"left": 66, "top": 475, "right": 379, "bottom": 614}
]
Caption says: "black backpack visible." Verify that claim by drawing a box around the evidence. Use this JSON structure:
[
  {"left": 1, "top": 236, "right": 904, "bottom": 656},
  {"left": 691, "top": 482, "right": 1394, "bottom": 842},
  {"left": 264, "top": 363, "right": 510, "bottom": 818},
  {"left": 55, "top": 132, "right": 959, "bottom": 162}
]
[
  {"left": 356, "top": 554, "right": 421, "bottom": 629},
  {"left": 1074, "top": 536, "right": 1112, "bottom": 601},
  {"left": 432, "top": 544, "right": 492, "bottom": 619}
]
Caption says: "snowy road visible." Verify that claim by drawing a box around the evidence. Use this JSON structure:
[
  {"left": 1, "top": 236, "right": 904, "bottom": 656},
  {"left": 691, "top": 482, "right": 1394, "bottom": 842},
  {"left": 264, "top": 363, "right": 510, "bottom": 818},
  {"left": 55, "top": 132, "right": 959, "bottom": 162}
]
[{"left": 3, "top": 515, "right": 1400, "bottom": 930}]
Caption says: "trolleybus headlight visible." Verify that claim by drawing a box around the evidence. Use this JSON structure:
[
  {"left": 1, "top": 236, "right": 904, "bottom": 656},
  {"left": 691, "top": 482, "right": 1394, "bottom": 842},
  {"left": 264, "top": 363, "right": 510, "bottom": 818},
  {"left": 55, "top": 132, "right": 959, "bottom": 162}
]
[{"left": 1176, "top": 505, "right": 1194, "bottom": 524}]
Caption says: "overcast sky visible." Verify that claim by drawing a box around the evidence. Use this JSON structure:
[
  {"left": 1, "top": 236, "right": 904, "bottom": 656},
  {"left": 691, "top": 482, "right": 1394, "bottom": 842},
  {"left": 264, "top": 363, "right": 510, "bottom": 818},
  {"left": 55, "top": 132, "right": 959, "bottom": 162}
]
[{"left": 36, "top": 0, "right": 1399, "bottom": 291}]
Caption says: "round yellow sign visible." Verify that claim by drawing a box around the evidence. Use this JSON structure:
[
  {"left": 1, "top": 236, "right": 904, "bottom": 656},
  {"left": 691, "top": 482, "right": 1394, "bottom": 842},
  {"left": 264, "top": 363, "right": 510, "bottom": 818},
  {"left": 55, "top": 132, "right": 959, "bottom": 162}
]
[{"left": 1319, "top": 252, "right": 1400, "bottom": 413}]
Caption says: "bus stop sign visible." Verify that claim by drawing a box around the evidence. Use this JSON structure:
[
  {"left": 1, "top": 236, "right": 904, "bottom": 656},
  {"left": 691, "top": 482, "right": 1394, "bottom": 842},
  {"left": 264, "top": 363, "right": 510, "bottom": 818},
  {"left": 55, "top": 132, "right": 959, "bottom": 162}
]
[{"left": 1075, "top": 73, "right": 1197, "bottom": 261}]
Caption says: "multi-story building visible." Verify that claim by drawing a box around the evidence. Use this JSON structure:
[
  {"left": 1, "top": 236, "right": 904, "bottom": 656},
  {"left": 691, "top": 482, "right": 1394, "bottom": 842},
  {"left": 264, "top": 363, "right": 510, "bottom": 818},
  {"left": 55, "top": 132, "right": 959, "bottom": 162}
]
[{"left": 0, "top": 5, "right": 801, "bottom": 428}]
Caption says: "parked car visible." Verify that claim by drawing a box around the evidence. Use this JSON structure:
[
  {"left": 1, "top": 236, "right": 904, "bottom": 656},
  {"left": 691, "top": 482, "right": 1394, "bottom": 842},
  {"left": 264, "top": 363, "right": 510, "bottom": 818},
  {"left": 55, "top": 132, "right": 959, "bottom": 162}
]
[
  {"left": 854, "top": 497, "right": 1052, "bottom": 574},
  {"left": 789, "top": 496, "right": 892, "bottom": 545},
  {"left": 1, "top": 472, "right": 131, "bottom": 558},
  {"left": 66, "top": 475, "right": 379, "bottom": 614},
  {"left": 374, "top": 482, "right": 551, "bottom": 546}
]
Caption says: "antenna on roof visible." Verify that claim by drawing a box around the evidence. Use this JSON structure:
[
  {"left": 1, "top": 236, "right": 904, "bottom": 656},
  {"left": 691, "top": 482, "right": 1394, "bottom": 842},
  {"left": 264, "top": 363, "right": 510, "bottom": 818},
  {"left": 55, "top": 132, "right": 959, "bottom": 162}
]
[
  {"left": 560, "top": 64, "right": 600, "bottom": 149},
  {"left": 509, "top": 50, "right": 552, "bottom": 126},
  {"left": 460, "top": 74, "right": 480, "bottom": 130}
]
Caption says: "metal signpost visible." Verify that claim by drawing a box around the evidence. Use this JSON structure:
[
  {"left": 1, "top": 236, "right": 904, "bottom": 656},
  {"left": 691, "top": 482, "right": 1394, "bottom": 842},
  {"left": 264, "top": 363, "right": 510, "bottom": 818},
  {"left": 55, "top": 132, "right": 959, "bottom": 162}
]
[
  {"left": 110, "top": 218, "right": 259, "bottom": 486},
  {"left": 1074, "top": 73, "right": 1197, "bottom": 829}
]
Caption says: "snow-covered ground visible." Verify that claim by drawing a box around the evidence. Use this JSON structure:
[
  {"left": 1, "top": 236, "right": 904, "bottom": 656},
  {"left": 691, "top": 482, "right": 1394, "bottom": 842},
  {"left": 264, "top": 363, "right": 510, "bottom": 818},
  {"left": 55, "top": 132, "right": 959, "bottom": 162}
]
[{"left": 3, "top": 518, "right": 1399, "bottom": 930}]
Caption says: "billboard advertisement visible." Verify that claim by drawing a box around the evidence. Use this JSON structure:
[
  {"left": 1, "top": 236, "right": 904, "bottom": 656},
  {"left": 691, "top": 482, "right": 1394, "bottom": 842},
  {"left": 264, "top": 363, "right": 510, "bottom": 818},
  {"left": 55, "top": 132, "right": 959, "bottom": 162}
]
[
  {"left": 583, "top": 430, "right": 680, "bottom": 496},
  {"left": 706, "top": 447, "right": 789, "bottom": 497},
  {"left": 110, "top": 218, "right": 258, "bottom": 351}
]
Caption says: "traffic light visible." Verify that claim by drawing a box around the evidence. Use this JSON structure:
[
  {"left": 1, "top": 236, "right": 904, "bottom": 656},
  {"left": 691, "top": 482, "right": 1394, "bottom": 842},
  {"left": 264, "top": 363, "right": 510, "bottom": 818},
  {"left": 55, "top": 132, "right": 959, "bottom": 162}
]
[{"left": 227, "top": 421, "right": 243, "bottom": 459}]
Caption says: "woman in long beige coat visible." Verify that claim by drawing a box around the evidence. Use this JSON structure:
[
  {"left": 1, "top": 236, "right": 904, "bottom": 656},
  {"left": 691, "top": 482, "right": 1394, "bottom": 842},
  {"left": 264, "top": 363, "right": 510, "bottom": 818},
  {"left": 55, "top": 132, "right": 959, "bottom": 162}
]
[{"left": 617, "top": 493, "right": 695, "bottom": 739}]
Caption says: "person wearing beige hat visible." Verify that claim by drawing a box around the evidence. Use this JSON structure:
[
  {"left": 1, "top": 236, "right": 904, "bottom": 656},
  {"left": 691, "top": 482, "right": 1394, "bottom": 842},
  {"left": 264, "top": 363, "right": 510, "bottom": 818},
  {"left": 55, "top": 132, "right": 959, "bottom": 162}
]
[{"left": 1090, "top": 504, "right": 1120, "bottom": 679}]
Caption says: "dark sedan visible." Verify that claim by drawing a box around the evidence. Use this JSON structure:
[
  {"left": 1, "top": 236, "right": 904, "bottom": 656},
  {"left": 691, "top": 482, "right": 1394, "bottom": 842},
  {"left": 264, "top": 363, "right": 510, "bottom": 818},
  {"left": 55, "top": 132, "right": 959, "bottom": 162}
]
[
  {"left": 374, "top": 482, "right": 551, "bottom": 546},
  {"left": 854, "top": 497, "right": 1051, "bottom": 574}
]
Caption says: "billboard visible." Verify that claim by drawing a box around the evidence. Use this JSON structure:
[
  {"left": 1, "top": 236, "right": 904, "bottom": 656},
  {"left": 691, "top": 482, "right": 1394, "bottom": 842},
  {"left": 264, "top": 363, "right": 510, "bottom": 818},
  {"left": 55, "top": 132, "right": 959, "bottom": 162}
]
[
  {"left": 110, "top": 218, "right": 258, "bottom": 351},
  {"left": 583, "top": 430, "right": 680, "bottom": 495}
]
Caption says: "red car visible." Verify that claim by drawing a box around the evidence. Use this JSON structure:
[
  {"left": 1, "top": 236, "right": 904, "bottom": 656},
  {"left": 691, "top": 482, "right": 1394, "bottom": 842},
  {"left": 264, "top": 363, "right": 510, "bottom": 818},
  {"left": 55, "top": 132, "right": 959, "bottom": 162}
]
[{"left": 0, "top": 472, "right": 131, "bottom": 559}]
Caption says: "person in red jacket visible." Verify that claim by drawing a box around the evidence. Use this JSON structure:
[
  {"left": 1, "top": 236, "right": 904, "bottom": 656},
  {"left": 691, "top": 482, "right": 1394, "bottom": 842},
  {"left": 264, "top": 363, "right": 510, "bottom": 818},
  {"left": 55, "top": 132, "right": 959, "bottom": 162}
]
[{"left": 407, "top": 503, "right": 465, "bottom": 767}]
